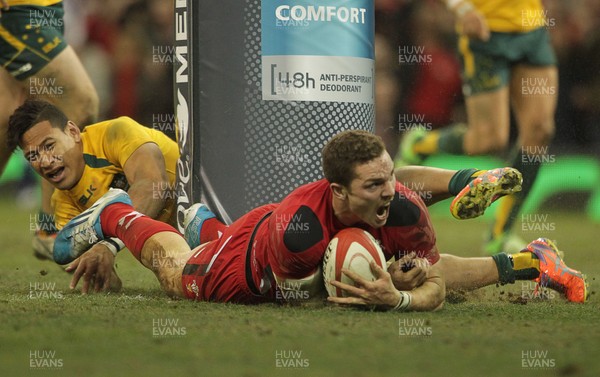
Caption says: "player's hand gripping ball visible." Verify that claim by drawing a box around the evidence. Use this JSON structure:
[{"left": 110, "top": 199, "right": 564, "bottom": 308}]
[{"left": 323, "top": 228, "right": 386, "bottom": 297}]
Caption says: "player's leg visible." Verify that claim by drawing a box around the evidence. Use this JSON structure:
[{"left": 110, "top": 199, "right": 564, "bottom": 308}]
[
  {"left": 0, "top": 68, "right": 27, "bottom": 174},
  {"left": 395, "top": 166, "right": 522, "bottom": 216},
  {"left": 136, "top": 232, "right": 194, "bottom": 297},
  {"left": 1, "top": 4, "right": 98, "bottom": 256},
  {"left": 397, "top": 34, "right": 512, "bottom": 164},
  {"left": 437, "top": 252, "right": 537, "bottom": 291},
  {"left": 399, "top": 87, "right": 510, "bottom": 163},
  {"left": 25, "top": 45, "right": 99, "bottom": 127},
  {"left": 490, "top": 65, "right": 557, "bottom": 237},
  {"left": 183, "top": 203, "right": 227, "bottom": 248},
  {"left": 486, "top": 29, "right": 558, "bottom": 254},
  {"left": 437, "top": 237, "right": 587, "bottom": 303},
  {"left": 53, "top": 189, "right": 191, "bottom": 297},
  {"left": 462, "top": 88, "right": 512, "bottom": 154}
]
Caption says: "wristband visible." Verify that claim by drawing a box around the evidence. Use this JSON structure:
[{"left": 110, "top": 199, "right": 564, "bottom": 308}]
[
  {"left": 98, "top": 238, "right": 125, "bottom": 257},
  {"left": 392, "top": 291, "right": 412, "bottom": 311}
]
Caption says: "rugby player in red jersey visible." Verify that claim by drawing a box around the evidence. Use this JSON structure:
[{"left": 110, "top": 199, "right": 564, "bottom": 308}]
[{"left": 52, "top": 131, "right": 588, "bottom": 308}]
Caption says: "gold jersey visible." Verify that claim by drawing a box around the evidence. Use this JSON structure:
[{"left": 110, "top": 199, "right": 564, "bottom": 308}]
[
  {"left": 52, "top": 117, "right": 179, "bottom": 229},
  {"left": 470, "top": 0, "right": 547, "bottom": 33},
  {"left": 7, "top": 0, "right": 62, "bottom": 6}
]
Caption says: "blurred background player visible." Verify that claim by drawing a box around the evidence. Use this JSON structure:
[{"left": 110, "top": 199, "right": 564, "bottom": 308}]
[
  {"left": 0, "top": 0, "right": 99, "bottom": 259},
  {"left": 397, "top": 0, "right": 558, "bottom": 254}
]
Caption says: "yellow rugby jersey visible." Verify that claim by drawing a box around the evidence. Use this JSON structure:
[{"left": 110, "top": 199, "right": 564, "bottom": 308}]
[
  {"left": 7, "top": 0, "right": 62, "bottom": 6},
  {"left": 52, "top": 117, "right": 179, "bottom": 229},
  {"left": 469, "top": 0, "right": 547, "bottom": 33}
]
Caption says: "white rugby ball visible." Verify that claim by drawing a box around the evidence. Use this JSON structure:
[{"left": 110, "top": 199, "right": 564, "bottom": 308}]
[{"left": 323, "top": 228, "right": 387, "bottom": 298}]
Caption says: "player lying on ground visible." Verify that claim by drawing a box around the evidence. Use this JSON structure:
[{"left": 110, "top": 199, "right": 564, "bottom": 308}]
[
  {"left": 53, "top": 131, "right": 588, "bottom": 308},
  {"left": 9, "top": 100, "right": 520, "bottom": 293},
  {"left": 7, "top": 99, "right": 179, "bottom": 290}
]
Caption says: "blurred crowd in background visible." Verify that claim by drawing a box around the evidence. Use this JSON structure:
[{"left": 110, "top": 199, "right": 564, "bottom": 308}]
[
  {"left": 375, "top": 0, "right": 600, "bottom": 156},
  {"left": 63, "top": 0, "right": 175, "bottom": 137},
  {"left": 3, "top": 0, "right": 600, "bottom": 206},
  {"left": 61, "top": 0, "right": 600, "bottom": 153}
]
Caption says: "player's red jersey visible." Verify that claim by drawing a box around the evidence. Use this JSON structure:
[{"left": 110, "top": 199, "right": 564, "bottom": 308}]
[
  {"left": 259, "top": 179, "right": 439, "bottom": 281},
  {"left": 182, "top": 179, "right": 439, "bottom": 303}
]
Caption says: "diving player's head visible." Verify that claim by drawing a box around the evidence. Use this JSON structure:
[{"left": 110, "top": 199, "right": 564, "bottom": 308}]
[
  {"left": 322, "top": 130, "right": 395, "bottom": 229},
  {"left": 8, "top": 99, "right": 85, "bottom": 190}
]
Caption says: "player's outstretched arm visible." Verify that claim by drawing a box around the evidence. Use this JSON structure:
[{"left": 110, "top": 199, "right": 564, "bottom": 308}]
[
  {"left": 65, "top": 244, "right": 122, "bottom": 294},
  {"left": 328, "top": 261, "right": 445, "bottom": 312},
  {"left": 123, "top": 143, "right": 170, "bottom": 219}
]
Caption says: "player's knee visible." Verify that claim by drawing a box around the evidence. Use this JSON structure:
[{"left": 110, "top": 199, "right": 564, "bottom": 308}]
[
  {"left": 470, "top": 132, "right": 509, "bottom": 154},
  {"left": 75, "top": 90, "right": 99, "bottom": 126},
  {"left": 487, "top": 134, "right": 510, "bottom": 152},
  {"left": 522, "top": 119, "right": 555, "bottom": 147},
  {"left": 465, "top": 122, "right": 509, "bottom": 154},
  {"left": 64, "top": 86, "right": 99, "bottom": 127}
]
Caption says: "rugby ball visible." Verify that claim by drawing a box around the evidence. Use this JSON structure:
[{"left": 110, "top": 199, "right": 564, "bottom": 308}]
[{"left": 322, "top": 228, "right": 386, "bottom": 298}]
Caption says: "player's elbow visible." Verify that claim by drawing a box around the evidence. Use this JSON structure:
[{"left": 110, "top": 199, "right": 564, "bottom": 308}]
[
  {"left": 425, "top": 279, "right": 446, "bottom": 312},
  {"left": 425, "top": 266, "right": 446, "bottom": 311},
  {"left": 432, "top": 282, "right": 446, "bottom": 311}
]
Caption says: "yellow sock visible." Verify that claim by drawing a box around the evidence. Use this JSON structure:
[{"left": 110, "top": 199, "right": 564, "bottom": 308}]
[
  {"left": 492, "top": 195, "right": 516, "bottom": 238},
  {"left": 511, "top": 252, "right": 540, "bottom": 271},
  {"left": 413, "top": 131, "right": 440, "bottom": 155},
  {"left": 471, "top": 169, "right": 486, "bottom": 178}
]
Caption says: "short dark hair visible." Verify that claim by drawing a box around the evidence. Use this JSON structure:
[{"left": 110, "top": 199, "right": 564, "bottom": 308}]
[
  {"left": 7, "top": 100, "right": 69, "bottom": 152},
  {"left": 322, "top": 130, "right": 386, "bottom": 187}
]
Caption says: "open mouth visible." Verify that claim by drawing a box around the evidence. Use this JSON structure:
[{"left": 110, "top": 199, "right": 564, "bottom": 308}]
[
  {"left": 45, "top": 166, "right": 65, "bottom": 183},
  {"left": 376, "top": 202, "right": 391, "bottom": 221}
]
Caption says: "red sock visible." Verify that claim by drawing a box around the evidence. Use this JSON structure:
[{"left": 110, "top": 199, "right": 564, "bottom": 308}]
[
  {"left": 200, "top": 218, "right": 227, "bottom": 244},
  {"left": 99, "top": 203, "right": 180, "bottom": 261}
]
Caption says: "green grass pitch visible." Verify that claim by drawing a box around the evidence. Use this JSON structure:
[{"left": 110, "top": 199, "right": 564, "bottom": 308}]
[{"left": 0, "top": 194, "right": 599, "bottom": 377}]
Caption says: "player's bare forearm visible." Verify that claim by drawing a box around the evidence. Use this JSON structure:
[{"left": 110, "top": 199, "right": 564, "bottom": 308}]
[
  {"left": 394, "top": 166, "right": 455, "bottom": 205},
  {"left": 128, "top": 179, "right": 168, "bottom": 219},
  {"left": 123, "top": 143, "right": 170, "bottom": 220},
  {"left": 328, "top": 261, "right": 445, "bottom": 312},
  {"left": 407, "top": 264, "right": 445, "bottom": 311}
]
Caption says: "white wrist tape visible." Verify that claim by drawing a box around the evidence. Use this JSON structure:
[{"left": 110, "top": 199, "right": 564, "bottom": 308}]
[
  {"left": 98, "top": 238, "right": 125, "bottom": 257},
  {"left": 392, "top": 291, "right": 412, "bottom": 311}
]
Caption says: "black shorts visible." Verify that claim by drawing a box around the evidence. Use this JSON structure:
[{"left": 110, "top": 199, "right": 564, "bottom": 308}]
[{"left": 0, "top": 3, "right": 67, "bottom": 80}]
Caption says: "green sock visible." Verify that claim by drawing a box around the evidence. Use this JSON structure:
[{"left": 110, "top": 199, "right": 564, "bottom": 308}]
[
  {"left": 437, "top": 123, "right": 467, "bottom": 154},
  {"left": 492, "top": 253, "right": 515, "bottom": 284},
  {"left": 448, "top": 168, "right": 479, "bottom": 195},
  {"left": 492, "top": 253, "right": 541, "bottom": 285}
]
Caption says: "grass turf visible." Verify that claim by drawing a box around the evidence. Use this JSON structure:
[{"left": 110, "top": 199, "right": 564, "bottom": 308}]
[{"left": 0, "top": 194, "right": 599, "bottom": 377}]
